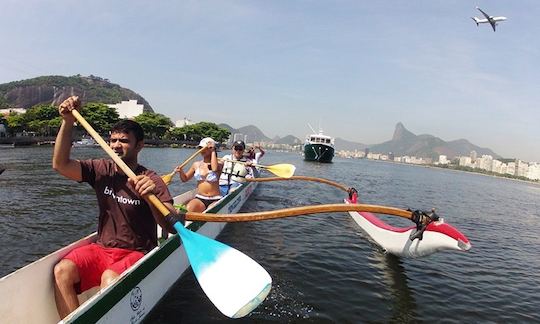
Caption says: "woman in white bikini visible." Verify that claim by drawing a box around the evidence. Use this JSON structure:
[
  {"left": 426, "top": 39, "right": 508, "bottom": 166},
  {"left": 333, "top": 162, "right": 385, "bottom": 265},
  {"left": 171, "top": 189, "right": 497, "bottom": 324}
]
[{"left": 175, "top": 137, "right": 223, "bottom": 212}]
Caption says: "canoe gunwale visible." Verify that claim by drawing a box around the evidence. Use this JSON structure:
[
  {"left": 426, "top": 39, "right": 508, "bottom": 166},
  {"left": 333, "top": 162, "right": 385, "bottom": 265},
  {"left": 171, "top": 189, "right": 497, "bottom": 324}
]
[{"left": 0, "top": 180, "right": 257, "bottom": 324}]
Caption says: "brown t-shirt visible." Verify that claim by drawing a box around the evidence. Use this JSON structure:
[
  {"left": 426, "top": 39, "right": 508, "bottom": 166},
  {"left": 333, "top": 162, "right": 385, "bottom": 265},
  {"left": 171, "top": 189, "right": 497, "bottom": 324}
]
[{"left": 80, "top": 159, "right": 173, "bottom": 253}]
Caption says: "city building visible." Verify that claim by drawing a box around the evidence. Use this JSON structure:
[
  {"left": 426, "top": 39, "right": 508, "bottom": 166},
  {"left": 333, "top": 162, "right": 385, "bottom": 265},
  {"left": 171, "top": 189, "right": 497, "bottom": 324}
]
[
  {"left": 516, "top": 160, "right": 529, "bottom": 178},
  {"left": 439, "top": 155, "right": 449, "bottom": 165},
  {"left": 527, "top": 163, "right": 540, "bottom": 180},
  {"left": 107, "top": 100, "right": 144, "bottom": 119},
  {"left": 470, "top": 150, "right": 477, "bottom": 162},
  {"left": 175, "top": 117, "right": 194, "bottom": 128},
  {"left": 459, "top": 156, "right": 472, "bottom": 167},
  {"left": 0, "top": 108, "right": 27, "bottom": 116}
]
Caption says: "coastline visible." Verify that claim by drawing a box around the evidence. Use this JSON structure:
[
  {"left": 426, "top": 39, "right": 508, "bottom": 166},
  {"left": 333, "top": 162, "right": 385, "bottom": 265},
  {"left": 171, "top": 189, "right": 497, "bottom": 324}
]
[{"left": 345, "top": 157, "right": 540, "bottom": 186}]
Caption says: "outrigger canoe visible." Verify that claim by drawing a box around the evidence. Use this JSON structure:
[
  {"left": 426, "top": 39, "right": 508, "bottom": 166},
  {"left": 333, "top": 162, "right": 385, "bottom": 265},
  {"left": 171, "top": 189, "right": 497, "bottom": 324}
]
[
  {"left": 0, "top": 180, "right": 258, "bottom": 324},
  {"left": 345, "top": 191, "right": 471, "bottom": 258}
]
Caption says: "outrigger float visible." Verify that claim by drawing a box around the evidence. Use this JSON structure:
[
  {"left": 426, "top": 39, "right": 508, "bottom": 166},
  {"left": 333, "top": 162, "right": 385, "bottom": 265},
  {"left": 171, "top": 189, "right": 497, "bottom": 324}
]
[
  {"left": 345, "top": 189, "right": 471, "bottom": 258},
  {"left": 0, "top": 180, "right": 258, "bottom": 324},
  {"left": 246, "top": 176, "right": 471, "bottom": 258}
]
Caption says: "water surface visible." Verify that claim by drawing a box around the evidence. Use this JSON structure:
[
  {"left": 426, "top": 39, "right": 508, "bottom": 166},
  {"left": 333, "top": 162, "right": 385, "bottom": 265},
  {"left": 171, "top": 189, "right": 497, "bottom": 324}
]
[{"left": 1, "top": 147, "right": 539, "bottom": 322}]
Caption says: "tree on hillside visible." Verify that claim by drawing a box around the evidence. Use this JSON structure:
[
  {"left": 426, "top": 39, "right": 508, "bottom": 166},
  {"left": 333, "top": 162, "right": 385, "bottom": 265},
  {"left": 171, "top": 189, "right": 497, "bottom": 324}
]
[
  {"left": 23, "top": 104, "right": 59, "bottom": 135},
  {"left": 80, "top": 102, "right": 119, "bottom": 135},
  {"left": 5, "top": 113, "right": 26, "bottom": 136},
  {"left": 134, "top": 112, "right": 173, "bottom": 139},
  {"left": 165, "top": 122, "right": 230, "bottom": 143},
  {"left": 194, "top": 122, "right": 230, "bottom": 143}
]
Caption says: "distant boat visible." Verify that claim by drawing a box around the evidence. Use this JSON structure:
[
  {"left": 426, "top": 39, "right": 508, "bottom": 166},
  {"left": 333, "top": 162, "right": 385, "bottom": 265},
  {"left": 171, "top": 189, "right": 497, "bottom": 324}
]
[
  {"left": 0, "top": 143, "right": 15, "bottom": 148},
  {"left": 72, "top": 138, "right": 98, "bottom": 147},
  {"left": 304, "top": 126, "right": 334, "bottom": 163}
]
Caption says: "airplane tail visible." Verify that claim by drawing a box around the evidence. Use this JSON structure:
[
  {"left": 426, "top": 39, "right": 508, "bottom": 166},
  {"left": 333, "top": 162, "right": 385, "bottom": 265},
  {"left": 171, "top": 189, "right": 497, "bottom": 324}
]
[{"left": 471, "top": 17, "right": 479, "bottom": 26}]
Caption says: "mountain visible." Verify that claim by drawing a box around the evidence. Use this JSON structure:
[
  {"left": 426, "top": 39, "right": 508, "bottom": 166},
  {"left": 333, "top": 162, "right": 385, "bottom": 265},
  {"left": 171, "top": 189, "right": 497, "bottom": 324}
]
[
  {"left": 369, "top": 122, "right": 499, "bottom": 159},
  {"left": 0, "top": 75, "right": 153, "bottom": 111},
  {"left": 334, "top": 137, "right": 368, "bottom": 151},
  {"left": 274, "top": 135, "right": 302, "bottom": 145},
  {"left": 218, "top": 123, "right": 272, "bottom": 143}
]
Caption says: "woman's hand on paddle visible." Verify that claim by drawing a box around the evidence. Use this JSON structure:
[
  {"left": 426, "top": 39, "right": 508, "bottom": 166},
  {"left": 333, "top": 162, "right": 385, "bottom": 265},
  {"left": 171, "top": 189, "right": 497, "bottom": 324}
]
[
  {"left": 129, "top": 174, "right": 156, "bottom": 196},
  {"left": 58, "top": 96, "right": 81, "bottom": 124}
]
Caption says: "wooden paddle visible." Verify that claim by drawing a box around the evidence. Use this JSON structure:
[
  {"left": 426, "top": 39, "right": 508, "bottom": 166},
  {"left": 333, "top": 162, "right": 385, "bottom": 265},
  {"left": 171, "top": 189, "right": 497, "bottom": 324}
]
[
  {"left": 182, "top": 203, "right": 414, "bottom": 222},
  {"left": 219, "top": 159, "right": 296, "bottom": 178},
  {"left": 70, "top": 109, "right": 271, "bottom": 318},
  {"left": 161, "top": 147, "right": 205, "bottom": 185}
]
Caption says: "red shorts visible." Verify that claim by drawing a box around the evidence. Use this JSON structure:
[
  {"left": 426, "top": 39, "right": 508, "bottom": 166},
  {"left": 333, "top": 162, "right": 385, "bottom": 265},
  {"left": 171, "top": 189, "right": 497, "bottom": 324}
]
[{"left": 63, "top": 243, "right": 145, "bottom": 293}]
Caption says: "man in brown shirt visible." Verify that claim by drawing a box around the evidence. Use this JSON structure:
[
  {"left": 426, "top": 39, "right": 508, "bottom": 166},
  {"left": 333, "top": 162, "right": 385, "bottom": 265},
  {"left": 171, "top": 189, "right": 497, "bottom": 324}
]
[{"left": 52, "top": 96, "right": 179, "bottom": 319}]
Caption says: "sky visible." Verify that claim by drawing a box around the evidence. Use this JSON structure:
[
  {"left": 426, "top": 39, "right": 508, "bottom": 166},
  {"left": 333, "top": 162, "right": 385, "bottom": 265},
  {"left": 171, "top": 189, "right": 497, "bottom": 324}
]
[{"left": 1, "top": 1, "right": 539, "bottom": 161}]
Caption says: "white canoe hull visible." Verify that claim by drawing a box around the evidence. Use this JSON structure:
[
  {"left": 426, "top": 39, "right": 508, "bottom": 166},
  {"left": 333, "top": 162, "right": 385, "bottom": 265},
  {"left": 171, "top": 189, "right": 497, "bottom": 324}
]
[{"left": 0, "top": 181, "right": 257, "bottom": 324}]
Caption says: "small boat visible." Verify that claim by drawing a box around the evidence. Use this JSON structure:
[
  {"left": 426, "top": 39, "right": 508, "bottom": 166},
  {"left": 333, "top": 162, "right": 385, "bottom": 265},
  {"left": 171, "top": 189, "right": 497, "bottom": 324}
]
[
  {"left": 0, "top": 180, "right": 258, "bottom": 323},
  {"left": 303, "top": 127, "right": 334, "bottom": 163},
  {"left": 345, "top": 193, "right": 471, "bottom": 258},
  {"left": 72, "top": 138, "right": 98, "bottom": 147}
]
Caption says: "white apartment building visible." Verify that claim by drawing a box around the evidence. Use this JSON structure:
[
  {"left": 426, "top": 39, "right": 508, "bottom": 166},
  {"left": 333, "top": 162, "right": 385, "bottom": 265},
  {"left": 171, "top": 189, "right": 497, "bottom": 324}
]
[
  {"left": 439, "top": 155, "right": 449, "bottom": 165},
  {"left": 231, "top": 133, "right": 248, "bottom": 143},
  {"left": 516, "top": 160, "right": 529, "bottom": 178},
  {"left": 108, "top": 100, "right": 144, "bottom": 119},
  {"left": 459, "top": 156, "right": 472, "bottom": 167},
  {"left": 527, "top": 163, "right": 540, "bottom": 180},
  {"left": 175, "top": 117, "right": 194, "bottom": 128},
  {"left": 506, "top": 162, "right": 516, "bottom": 175},
  {"left": 491, "top": 160, "right": 503, "bottom": 174},
  {"left": 475, "top": 155, "right": 493, "bottom": 171},
  {"left": 0, "top": 108, "right": 27, "bottom": 116}
]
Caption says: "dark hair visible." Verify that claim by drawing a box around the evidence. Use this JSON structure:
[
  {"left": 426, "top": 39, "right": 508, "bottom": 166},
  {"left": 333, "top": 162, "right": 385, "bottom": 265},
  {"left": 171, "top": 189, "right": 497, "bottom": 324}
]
[
  {"left": 233, "top": 140, "right": 245, "bottom": 149},
  {"left": 111, "top": 119, "right": 144, "bottom": 142}
]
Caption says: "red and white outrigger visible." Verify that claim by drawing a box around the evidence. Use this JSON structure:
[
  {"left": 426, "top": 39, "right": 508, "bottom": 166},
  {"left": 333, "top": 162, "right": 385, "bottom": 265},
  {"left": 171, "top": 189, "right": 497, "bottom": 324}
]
[
  {"left": 345, "top": 188, "right": 471, "bottom": 258},
  {"left": 245, "top": 176, "right": 471, "bottom": 258}
]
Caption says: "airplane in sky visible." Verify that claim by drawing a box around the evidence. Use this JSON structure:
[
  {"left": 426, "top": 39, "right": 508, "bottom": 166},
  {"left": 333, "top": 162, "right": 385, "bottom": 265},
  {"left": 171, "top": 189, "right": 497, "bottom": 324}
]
[{"left": 471, "top": 7, "right": 507, "bottom": 32}]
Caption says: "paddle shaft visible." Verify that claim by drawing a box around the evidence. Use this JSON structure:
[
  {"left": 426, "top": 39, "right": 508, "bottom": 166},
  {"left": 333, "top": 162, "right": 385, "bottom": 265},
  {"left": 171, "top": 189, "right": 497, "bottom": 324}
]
[
  {"left": 162, "top": 146, "right": 206, "bottom": 183},
  {"left": 247, "top": 176, "right": 349, "bottom": 192},
  {"left": 177, "top": 147, "right": 206, "bottom": 170},
  {"left": 185, "top": 203, "right": 413, "bottom": 222},
  {"left": 71, "top": 110, "right": 170, "bottom": 216}
]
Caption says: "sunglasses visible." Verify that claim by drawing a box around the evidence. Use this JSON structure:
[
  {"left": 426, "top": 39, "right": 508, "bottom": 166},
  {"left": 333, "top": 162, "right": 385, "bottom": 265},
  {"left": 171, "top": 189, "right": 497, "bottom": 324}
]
[{"left": 233, "top": 146, "right": 244, "bottom": 151}]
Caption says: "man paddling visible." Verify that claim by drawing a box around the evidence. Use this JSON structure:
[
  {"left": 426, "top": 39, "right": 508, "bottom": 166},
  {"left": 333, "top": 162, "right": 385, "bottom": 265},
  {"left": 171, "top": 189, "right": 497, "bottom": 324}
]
[
  {"left": 219, "top": 140, "right": 255, "bottom": 196},
  {"left": 52, "top": 96, "right": 180, "bottom": 319}
]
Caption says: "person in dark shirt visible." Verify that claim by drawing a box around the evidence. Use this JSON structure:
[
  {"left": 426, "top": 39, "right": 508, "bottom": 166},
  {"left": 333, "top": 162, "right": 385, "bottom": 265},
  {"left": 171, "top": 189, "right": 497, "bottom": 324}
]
[{"left": 52, "top": 96, "right": 180, "bottom": 319}]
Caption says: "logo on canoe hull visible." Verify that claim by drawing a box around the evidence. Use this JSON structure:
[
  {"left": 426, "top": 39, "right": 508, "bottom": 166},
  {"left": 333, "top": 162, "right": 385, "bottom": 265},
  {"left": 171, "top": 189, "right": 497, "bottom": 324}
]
[
  {"left": 130, "top": 286, "right": 142, "bottom": 311},
  {"left": 227, "top": 196, "right": 241, "bottom": 213}
]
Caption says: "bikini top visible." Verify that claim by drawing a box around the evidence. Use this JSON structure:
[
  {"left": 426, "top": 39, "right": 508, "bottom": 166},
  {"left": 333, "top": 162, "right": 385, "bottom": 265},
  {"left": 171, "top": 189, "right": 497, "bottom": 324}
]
[{"left": 194, "top": 162, "right": 218, "bottom": 182}]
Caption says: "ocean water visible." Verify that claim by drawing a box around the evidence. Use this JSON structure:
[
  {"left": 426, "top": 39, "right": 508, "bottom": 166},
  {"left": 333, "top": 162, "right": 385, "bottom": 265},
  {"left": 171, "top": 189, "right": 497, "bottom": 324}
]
[{"left": 1, "top": 147, "right": 539, "bottom": 323}]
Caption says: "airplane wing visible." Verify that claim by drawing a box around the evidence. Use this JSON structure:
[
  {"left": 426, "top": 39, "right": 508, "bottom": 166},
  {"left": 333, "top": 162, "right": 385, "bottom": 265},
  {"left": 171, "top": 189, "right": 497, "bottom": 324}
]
[
  {"left": 476, "top": 7, "right": 491, "bottom": 20},
  {"left": 490, "top": 21, "right": 496, "bottom": 32}
]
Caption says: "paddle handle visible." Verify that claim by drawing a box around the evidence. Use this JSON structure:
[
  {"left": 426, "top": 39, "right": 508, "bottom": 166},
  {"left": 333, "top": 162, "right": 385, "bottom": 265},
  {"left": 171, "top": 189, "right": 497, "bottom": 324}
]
[
  {"left": 71, "top": 110, "right": 171, "bottom": 217},
  {"left": 184, "top": 203, "right": 413, "bottom": 222}
]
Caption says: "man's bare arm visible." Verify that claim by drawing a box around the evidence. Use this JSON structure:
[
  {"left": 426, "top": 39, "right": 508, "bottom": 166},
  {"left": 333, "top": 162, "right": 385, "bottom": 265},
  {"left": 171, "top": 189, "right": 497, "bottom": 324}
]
[{"left": 52, "top": 96, "right": 82, "bottom": 181}]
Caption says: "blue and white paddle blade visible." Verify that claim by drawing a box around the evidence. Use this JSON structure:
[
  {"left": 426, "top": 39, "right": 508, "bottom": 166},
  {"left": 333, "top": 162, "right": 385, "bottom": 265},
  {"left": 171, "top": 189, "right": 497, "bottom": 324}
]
[{"left": 174, "top": 223, "right": 271, "bottom": 318}]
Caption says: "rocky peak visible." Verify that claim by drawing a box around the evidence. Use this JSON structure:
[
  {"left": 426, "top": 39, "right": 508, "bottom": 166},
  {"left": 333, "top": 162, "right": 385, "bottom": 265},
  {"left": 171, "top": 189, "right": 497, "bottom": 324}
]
[{"left": 392, "top": 122, "right": 416, "bottom": 141}]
